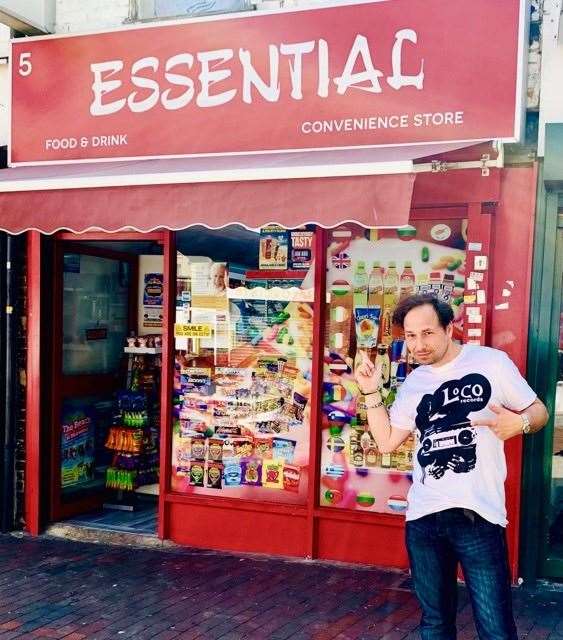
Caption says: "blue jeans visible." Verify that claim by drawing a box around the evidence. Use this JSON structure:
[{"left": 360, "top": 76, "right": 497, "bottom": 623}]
[{"left": 405, "top": 508, "right": 518, "bottom": 640}]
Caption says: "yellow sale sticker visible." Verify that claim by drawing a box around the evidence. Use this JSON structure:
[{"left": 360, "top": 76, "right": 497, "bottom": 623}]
[{"left": 174, "top": 323, "right": 213, "bottom": 338}]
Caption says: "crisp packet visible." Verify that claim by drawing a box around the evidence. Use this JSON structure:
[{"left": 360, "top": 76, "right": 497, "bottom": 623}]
[
  {"left": 241, "top": 459, "right": 262, "bottom": 486},
  {"left": 272, "top": 437, "right": 296, "bottom": 463},
  {"left": 207, "top": 438, "right": 224, "bottom": 462},
  {"left": 232, "top": 437, "right": 254, "bottom": 458},
  {"left": 354, "top": 307, "right": 381, "bottom": 349},
  {"left": 189, "top": 436, "right": 206, "bottom": 461},
  {"left": 189, "top": 461, "right": 205, "bottom": 486},
  {"left": 261, "top": 459, "right": 284, "bottom": 489},
  {"left": 223, "top": 459, "right": 242, "bottom": 486},
  {"left": 254, "top": 437, "right": 273, "bottom": 459},
  {"left": 283, "top": 464, "right": 301, "bottom": 492},
  {"left": 206, "top": 462, "right": 223, "bottom": 489}
]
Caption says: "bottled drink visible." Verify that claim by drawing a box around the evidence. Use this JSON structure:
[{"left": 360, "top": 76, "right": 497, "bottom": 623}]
[
  {"left": 382, "top": 262, "right": 399, "bottom": 345},
  {"left": 399, "top": 261, "right": 416, "bottom": 300},
  {"left": 353, "top": 261, "right": 369, "bottom": 308},
  {"left": 367, "top": 261, "right": 384, "bottom": 309},
  {"left": 375, "top": 344, "right": 391, "bottom": 389}
]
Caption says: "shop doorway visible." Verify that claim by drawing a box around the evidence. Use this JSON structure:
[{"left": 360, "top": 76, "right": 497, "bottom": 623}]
[
  {"left": 49, "top": 236, "right": 165, "bottom": 535},
  {"left": 524, "top": 191, "right": 563, "bottom": 582}
]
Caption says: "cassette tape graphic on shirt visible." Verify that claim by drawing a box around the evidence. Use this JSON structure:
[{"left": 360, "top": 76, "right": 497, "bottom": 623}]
[{"left": 415, "top": 373, "right": 491, "bottom": 480}]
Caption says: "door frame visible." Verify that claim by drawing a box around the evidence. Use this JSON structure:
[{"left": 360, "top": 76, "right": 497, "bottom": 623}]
[
  {"left": 522, "top": 163, "right": 563, "bottom": 581},
  {"left": 24, "top": 228, "right": 175, "bottom": 535},
  {"left": 50, "top": 239, "right": 140, "bottom": 521}
]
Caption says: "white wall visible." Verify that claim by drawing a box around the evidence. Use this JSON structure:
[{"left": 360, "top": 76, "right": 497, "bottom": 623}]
[
  {"left": 538, "top": 0, "right": 563, "bottom": 156},
  {"left": 54, "top": 0, "right": 131, "bottom": 33},
  {"left": 0, "top": 0, "right": 55, "bottom": 33}
]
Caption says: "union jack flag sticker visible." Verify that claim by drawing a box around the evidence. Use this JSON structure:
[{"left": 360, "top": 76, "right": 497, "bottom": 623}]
[{"left": 332, "top": 252, "right": 351, "bottom": 270}]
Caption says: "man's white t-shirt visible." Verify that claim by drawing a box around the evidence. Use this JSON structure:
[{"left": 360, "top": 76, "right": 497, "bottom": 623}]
[{"left": 389, "top": 344, "right": 536, "bottom": 526}]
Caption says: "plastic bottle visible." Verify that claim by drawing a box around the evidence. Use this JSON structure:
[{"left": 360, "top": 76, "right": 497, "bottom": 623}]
[
  {"left": 381, "top": 262, "right": 399, "bottom": 345},
  {"left": 375, "top": 344, "right": 391, "bottom": 390},
  {"left": 367, "top": 261, "right": 384, "bottom": 309},
  {"left": 399, "top": 261, "right": 416, "bottom": 300},
  {"left": 353, "top": 261, "right": 369, "bottom": 308}
]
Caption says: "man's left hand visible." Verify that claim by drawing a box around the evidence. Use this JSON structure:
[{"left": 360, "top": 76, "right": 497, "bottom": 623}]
[{"left": 471, "top": 404, "right": 523, "bottom": 441}]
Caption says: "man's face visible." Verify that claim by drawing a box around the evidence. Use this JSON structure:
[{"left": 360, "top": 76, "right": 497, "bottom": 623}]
[
  {"left": 403, "top": 304, "right": 452, "bottom": 366},
  {"left": 212, "top": 265, "right": 226, "bottom": 290}
]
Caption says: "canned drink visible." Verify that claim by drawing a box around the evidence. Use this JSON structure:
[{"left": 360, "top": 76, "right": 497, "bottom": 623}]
[{"left": 390, "top": 339, "right": 405, "bottom": 362}]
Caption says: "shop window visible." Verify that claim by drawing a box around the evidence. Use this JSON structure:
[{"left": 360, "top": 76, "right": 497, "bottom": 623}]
[
  {"left": 320, "top": 222, "right": 467, "bottom": 514},
  {"left": 171, "top": 225, "right": 315, "bottom": 504}
]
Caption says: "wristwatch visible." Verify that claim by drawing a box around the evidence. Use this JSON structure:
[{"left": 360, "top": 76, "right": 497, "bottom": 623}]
[{"left": 521, "top": 413, "right": 531, "bottom": 435}]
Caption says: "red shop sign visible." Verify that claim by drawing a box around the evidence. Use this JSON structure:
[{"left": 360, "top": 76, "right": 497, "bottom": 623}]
[{"left": 10, "top": 0, "right": 526, "bottom": 165}]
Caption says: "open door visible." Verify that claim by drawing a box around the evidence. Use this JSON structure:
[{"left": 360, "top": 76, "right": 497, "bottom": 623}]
[{"left": 50, "top": 241, "right": 137, "bottom": 521}]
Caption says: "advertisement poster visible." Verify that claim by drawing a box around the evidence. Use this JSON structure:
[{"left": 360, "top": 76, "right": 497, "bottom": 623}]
[
  {"left": 143, "top": 272, "right": 164, "bottom": 328},
  {"left": 171, "top": 272, "right": 315, "bottom": 505},
  {"left": 259, "top": 226, "right": 289, "bottom": 270},
  {"left": 61, "top": 402, "right": 96, "bottom": 489},
  {"left": 320, "top": 221, "right": 467, "bottom": 514}
]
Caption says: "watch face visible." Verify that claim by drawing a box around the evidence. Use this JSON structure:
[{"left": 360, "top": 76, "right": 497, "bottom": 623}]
[{"left": 522, "top": 415, "right": 531, "bottom": 434}]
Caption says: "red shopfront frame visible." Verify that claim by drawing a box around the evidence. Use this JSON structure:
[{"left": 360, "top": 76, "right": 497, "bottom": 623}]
[{"left": 25, "top": 165, "right": 537, "bottom": 579}]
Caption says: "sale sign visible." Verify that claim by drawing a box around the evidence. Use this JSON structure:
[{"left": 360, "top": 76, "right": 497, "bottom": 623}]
[{"left": 10, "top": 0, "right": 526, "bottom": 165}]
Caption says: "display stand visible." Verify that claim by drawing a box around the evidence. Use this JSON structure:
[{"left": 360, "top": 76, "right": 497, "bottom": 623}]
[{"left": 104, "top": 347, "right": 161, "bottom": 510}]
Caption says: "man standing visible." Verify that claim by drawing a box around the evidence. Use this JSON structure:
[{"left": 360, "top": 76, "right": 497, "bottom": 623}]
[{"left": 355, "top": 294, "right": 548, "bottom": 640}]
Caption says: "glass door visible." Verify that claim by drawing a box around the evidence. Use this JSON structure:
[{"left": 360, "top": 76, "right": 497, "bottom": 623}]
[
  {"left": 51, "top": 244, "right": 134, "bottom": 521},
  {"left": 541, "top": 221, "right": 563, "bottom": 577}
]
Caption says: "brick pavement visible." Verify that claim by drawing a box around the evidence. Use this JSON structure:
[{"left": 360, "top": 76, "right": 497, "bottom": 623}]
[{"left": 0, "top": 534, "right": 562, "bottom": 639}]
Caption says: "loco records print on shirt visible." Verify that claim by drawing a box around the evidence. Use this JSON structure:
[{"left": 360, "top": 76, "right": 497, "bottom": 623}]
[{"left": 415, "top": 374, "right": 492, "bottom": 481}]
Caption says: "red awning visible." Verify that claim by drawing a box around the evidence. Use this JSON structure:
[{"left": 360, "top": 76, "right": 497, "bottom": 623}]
[
  {"left": 0, "top": 174, "right": 415, "bottom": 234},
  {"left": 0, "top": 143, "right": 486, "bottom": 234}
]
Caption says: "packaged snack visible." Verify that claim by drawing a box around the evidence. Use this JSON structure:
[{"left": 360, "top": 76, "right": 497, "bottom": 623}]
[
  {"left": 261, "top": 459, "right": 284, "bottom": 489},
  {"left": 241, "top": 459, "right": 262, "bottom": 486},
  {"left": 189, "top": 436, "right": 206, "bottom": 461},
  {"left": 272, "top": 437, "right": 296, "bottom": 463},
  {"left": 292, "top": 392, "right": 308, "bottom": 422},
  {"left": 354, "top": 307, "right": 381, "bottom": 349},
  {"left": 283, "top": 464, "right": 301, "bottom": 492},
  {"left": 189, "top": 462, "right": 205, "bottom": 486},
  {"left": 232, "top": 437, "right": 254, "bottom": 458},
  {"left": 176, "top": 443, "right": 191, "bottom": 476},
  {"left": 206, "top": 462, "right": 223, "bottom": 489},
  {"left": 254, "top": 437, "right": 273, "bottom": 459},
  {"left": 223, "top": 459, "right": 243, "bottom": 486},
  {"left": 207, "top": 438, "right": 224, "bottom": 462}
]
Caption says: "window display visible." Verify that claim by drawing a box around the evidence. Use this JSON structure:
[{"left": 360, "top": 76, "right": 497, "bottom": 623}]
[
  {"left": 170, "top": 226, "right": 315, "bottom": 504},
  {"left": 320, "top": 222, "right": 467, "bottom": 514}
]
